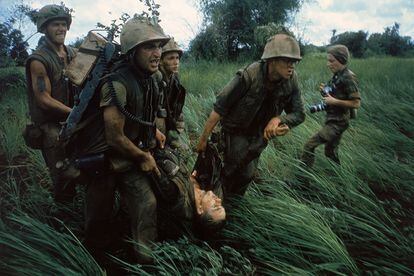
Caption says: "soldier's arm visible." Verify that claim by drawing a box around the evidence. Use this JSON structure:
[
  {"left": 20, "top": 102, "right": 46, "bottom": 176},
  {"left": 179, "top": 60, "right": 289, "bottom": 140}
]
[
  {"left": 103, "top": 105, "right": 159, "bottom": 174},
  {"left": 196, "top": 110, "right": 221, "bottom": 153},
  {"left": 324, "top": 94, "right": 360, "bottom": 108},
  {"left": 325, "top": 76, "right": 361, "bottom": 109},
  {"left": 29, "top": 60, "right": 72, "bottom": 116},
  {"left": 279, "top": 85, "right": 306, "bottom": 128}
]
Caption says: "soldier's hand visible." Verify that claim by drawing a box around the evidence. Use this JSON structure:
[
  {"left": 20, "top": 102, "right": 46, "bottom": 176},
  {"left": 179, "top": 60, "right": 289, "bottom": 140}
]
[
  {"left": 264, "top": 117, "right": 281, "bottom": 140},
  {"left": 319, "top": 83, "right": 325, "bottom": 93},
  {"left": 140, "top": 152, "right": 161, "bottom": 177},
  {"left": 324, "top": 93, "right": 337, "bottom": 106},
  {"left": 275, "top": 124, "right": 290, "bottom": 136},
  {"left": 155, "top": 128, "right": 166, "bottom": 149},
  {"left": 196, "top": 137, "right": 208, "bottom": 154}
]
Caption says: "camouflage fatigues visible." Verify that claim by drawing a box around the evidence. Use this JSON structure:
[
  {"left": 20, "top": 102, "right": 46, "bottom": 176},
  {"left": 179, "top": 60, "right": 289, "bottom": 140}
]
[
  {"left": 25, "top": 37, "right": 77, "bottom": 203},
  {"left": 301, "top": 67, "right": 360, "bottom": 167},
  {"left": 156, "top": 69, "right": 187, "bottom": 150},
  {"left": 214, "top": 61, "right": 305, "bottom": 196},
  {"left": 83, "top": 62, "right": 161, "bottom": 264}
]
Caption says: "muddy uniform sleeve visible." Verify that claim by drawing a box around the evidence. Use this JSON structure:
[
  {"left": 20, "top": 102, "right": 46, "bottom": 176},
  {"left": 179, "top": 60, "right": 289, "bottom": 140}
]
[
  {"left": 279, "top": 74, "right": 305, "bottom": 128},
  {"left": 213, "top": 70, "right": 248, "bottom": 117},
  {"left": 100, "top": 81, "right": 127, "bottom": 108},
  {"left": 343, "top": 74, "right": 360, "bottom": 100}
]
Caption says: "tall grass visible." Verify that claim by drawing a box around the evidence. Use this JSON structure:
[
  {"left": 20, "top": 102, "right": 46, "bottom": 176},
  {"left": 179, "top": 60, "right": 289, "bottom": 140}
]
[{"left": 1, "top": 56, "right": 413, "bottom": 274}]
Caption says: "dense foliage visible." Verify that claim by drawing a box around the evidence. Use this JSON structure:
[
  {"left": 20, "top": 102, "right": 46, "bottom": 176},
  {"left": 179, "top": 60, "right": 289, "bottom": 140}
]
[
  {"left": 0, "top": 21, "right": 28, "bottom": 67},
  {"left": 0, "top": 67, "right": 25, "bottom": 97},
  {"left": 330, "top": 23, "right": 414, "bottom": 58},
  {"left": 189, "top": 0, "right": 304, "bottom": 60}
]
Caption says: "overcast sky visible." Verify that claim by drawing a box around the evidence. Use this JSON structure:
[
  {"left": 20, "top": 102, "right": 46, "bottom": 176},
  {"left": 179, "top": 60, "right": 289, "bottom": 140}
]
[{"left": 1, "top": 0, "right": 413, "bottom": 50}]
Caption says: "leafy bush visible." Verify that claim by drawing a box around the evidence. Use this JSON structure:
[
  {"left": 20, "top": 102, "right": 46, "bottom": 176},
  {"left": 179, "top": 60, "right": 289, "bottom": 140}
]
[{"left": 0, "top": 67, "right": 26, "bottom": 97}]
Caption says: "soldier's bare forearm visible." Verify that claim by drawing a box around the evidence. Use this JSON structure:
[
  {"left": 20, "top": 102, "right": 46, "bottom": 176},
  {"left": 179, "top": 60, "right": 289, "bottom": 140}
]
[{"left": 201, "top": 110, "right": 221, "bottom": 140}]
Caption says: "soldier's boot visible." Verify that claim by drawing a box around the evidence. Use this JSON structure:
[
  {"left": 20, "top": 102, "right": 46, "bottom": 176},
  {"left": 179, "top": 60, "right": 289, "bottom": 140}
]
[
  {"left": 325, "top": 146, "right": 340, "bottom": 165},
  {"left": 300, "top": 148, "right": 316, "bottom": 168}
]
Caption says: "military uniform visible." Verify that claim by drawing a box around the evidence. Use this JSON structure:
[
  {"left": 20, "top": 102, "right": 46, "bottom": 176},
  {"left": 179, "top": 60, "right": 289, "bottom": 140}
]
[
  {"left": 154, "top": 147, "right": 223, "bottom": 239},
  {"left": 157, "top": 37, "right": 187, "bottom": 150},
  {"left": 159, "top": 70, "right": 187, "bottom": 148},
  {"left": 214, "top": 61, "right": 305, "bottom": 195},
  {"left": 83, "top": 62, "right": 162, "bottom": 264},
  {"left": 25, "top": 37, "right": 77, "bottom": 202},
  {"left": 302, "top": 67, "right": 360, "bottom": 166}
]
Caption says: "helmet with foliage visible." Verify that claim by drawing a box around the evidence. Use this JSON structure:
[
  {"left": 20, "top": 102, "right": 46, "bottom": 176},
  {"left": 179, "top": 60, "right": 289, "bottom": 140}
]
[
  {"left": 261, "top": 34, "right": 301, "bottom": 61},
  {"left": 36, "top": 4, "right": 72, "bottom": 33},
  {"left": 120, "top": 16, "right": 170, "bottom": 55},
  {"left": 162, "top": 37, "right": 183, "bottom": 57}
]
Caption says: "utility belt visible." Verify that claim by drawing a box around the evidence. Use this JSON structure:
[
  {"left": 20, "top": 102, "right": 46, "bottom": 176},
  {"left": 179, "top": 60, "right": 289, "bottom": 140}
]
[{"left": 56, "top": 137, "right": 155, "bottom": 180}]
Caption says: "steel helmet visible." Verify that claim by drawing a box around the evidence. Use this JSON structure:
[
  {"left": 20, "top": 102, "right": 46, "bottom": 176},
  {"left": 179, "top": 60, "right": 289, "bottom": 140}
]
[
  {"left": 261, "top": 34, "right": 301, "bottom": 61},
  {"left": 162, "top": 37, "right": 183, "bottom": 57},
  {"left": 36, "top": 4, "right": 72, "bottom": 33},
  {"left": 120, "top": 16, "right": 170, "bottom": 55}
]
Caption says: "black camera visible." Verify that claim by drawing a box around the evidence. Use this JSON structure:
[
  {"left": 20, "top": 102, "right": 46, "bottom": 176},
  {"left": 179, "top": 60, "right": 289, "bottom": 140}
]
[
  {"left": 309, "top": 101, "right": 327, "bottom": 113},
  {"left": 320, "top": 85, "right": 334, "bottom": 96},
  {"left": 309, "top": 84, "right": 335, "bottom": 113}
]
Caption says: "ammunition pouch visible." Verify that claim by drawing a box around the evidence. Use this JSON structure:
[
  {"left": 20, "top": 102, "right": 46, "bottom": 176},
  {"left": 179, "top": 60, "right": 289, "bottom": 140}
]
[
  {"left": 151, "top": 146, "right": 186, "bottom": 203},
  {"left": 22, "top": 123, "right": 43, "bottom": 149}
]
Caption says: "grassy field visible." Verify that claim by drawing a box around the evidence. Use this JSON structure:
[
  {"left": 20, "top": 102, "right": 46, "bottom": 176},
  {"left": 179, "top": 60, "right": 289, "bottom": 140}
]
[{"left": 1, "top": 56, "right": 413, "bottom": 275}]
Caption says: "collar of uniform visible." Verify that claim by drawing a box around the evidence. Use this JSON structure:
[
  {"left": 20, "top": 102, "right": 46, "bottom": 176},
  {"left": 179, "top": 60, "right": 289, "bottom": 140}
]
[
  {"left": 41, "top": 36, "right": 71, "bottom": 61},
  {"left": 334, "top": 66, "right": 348, "bottom": 79}
]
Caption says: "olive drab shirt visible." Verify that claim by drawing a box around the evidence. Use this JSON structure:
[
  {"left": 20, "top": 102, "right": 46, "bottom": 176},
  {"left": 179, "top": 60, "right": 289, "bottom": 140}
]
[
  {"left": 326, "top": 67, "right": 360, "bottom": 123},
  {"left": 164, "top": 73, "right": 186, "bottom": 132},
  {"left": 25, "top": 37, "right": 76, "bottom": 125},
  {"left": 214, "top": 61, "right": 305, "bottom": 134}
]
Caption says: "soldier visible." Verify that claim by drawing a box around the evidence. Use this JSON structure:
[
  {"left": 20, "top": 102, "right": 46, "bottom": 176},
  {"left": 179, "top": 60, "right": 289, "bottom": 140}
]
[
  {"left": 152, "top": 145, "right": 225, "bottom": 240},
  {"left": 157, "top": 37, "right": 187, "bottom": 150},
  {"left": 24, "top": 4, "right": 77, "bottom": 204},
  {"left": 83, "top": 16, "right": 169, "bottom": 265},
  {"left": 196, "top": 34, "right": 305, "bottom": 197},
  {"left": 301, "top": 45, "right": 361, "bottom": 167}
]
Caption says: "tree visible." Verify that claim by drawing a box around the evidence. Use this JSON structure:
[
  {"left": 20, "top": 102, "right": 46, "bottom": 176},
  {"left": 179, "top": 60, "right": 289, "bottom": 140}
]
[
  {"left": 0, "top": 21, "right": 28, "bottom": 67},
  {"left": 380, "top": 23, "right": 413, "bottom": 56},
  {"left": 190, "top": 0, "right": 305, "bottom": 60},
  {"left": 366, "top": 23, "right": 414, "bottom": 57}
]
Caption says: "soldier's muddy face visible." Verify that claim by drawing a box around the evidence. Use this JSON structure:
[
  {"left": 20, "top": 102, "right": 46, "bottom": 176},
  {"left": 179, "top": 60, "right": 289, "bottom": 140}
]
[
  {"left": 45, "top": 19, "right": 67, "bottom": 45},
  {"left": 134, "top": 41, "right": 163, "bottom": 74},
  {"left": 268, "top": 57, "right": 296, "bottom": 81},
  {"left": 161, "top": 51, "right": 180, "bottom": 74},
  {"left": 200, "top": 190, "right": 226, "bottom": 222},
  {"left": 327, "top": 54, "right": 345, "bottom": 74}
]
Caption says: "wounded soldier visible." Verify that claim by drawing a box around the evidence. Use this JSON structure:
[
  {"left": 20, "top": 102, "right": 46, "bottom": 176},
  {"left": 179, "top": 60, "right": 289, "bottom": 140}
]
[{"left": 152, "top": 143, "right": 226, "bottom": 240}]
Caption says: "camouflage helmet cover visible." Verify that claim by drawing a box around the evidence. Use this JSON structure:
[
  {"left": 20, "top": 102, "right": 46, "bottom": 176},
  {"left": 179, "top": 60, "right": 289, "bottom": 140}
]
[
  {"left": 261, "top": 34, "right": 301, "bottom": 61},
  {"left": 36, "top": 4, "right": 72, "bottom": 33},
  {"left": 162, "top": 37, "right": 183, "bottom": 57},
  {"left": 120, "top": 16, "right": 170, "bottom": 54}
]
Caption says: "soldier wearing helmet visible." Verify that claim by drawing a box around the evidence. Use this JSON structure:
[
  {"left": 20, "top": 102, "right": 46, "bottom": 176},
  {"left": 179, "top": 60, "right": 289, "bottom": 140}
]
[
  {"left": 156, "top": 37, "right": 188, "bottom": 150},
  {"left": 24, "top": 4, "right": 77, "bottom": 204},
  {"left": 301, "top": 44, "right": 361, "bottom": 168},
  {"left": 83, "top": 15, "right": 170, "bottom": 266},
  {"left": 197, "top": 33, "right": 305, "bottom": 197}
]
